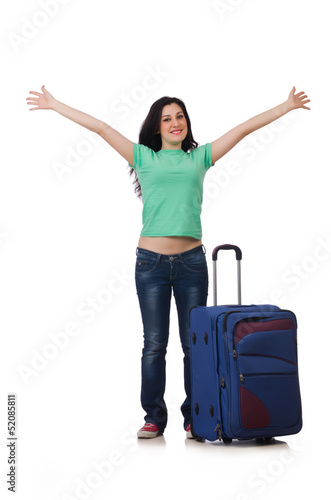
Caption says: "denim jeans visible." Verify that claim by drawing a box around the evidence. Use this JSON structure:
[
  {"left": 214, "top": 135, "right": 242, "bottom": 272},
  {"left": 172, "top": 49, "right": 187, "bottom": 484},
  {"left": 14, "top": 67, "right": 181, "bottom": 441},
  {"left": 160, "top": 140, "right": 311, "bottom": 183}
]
[{"left": 135, "top": 244, "right": 208, "bottom": 432}]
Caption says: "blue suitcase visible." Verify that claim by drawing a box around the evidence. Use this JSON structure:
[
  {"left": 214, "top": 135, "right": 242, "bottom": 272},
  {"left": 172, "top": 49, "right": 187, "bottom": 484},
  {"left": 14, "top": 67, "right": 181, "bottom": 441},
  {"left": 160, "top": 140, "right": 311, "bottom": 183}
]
[{"left": 189, "top": 245, "right": 302, "bottom": 443}]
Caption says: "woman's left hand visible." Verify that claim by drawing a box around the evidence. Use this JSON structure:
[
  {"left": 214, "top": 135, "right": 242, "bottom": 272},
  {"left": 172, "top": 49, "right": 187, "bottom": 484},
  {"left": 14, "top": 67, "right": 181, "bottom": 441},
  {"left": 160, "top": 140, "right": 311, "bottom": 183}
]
[{"left": 287, "top": 86, "right": 311, "bottom": 110}]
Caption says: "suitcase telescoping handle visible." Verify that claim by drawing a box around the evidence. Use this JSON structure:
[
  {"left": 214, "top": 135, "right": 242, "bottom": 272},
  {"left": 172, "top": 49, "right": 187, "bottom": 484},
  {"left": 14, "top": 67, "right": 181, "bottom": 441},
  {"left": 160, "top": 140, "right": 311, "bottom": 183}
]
[{"left": 212, "top": 244, "right": 242, "bottom": 306}]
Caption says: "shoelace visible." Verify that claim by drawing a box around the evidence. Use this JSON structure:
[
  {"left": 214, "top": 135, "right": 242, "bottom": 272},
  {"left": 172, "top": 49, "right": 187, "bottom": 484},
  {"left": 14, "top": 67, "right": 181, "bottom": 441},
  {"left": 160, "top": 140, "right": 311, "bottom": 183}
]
[{"left": 142, "top": 423, "right": 158, "bottom": 430}]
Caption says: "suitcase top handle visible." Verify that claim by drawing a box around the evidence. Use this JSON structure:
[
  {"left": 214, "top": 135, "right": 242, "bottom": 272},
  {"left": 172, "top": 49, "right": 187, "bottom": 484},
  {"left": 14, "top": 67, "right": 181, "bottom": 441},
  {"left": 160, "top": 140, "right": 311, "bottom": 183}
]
[
  {"left": 212, "top": 244, "right": 242, "bottom": 262},
  {"left": 212, "top": 244, "right": 242, "bottom": 306}
]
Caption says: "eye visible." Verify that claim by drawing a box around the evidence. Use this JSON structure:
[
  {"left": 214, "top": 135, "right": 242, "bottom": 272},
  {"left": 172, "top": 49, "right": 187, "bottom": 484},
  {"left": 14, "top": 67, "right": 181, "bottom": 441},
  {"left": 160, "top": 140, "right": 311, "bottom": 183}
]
[{"left": 162, "top": 114, "right": 184, "bottom": 122}]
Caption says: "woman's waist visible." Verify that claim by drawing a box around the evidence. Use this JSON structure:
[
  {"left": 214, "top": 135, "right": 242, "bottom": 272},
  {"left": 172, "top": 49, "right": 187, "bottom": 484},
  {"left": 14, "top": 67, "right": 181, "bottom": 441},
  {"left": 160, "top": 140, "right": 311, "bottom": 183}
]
[{"left": 137, "top": 236, "right": 202, "bottom": 255}]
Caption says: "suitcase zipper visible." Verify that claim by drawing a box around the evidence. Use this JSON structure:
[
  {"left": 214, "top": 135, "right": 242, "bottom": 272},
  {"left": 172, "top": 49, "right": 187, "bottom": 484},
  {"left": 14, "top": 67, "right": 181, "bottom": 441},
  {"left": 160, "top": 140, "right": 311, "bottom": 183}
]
[
  {"left": 214, "top": 377, "right": 227, "bottom": 441},
  {"left": 223, "top": 310, "right": 241, "bottom": 360},
  {"left": 214, "top": 422, "right": 222, "bottom": 439},
  {"left": 240, "top": 371, "right": 296, "bottom": 381}
]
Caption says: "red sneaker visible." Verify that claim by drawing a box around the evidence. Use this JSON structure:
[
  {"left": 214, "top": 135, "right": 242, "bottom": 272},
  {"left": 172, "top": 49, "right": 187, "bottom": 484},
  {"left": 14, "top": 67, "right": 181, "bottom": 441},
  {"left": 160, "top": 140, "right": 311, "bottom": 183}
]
[
  {"left": 186, "top": 423, "right": 193, "bottom": 439},
  {"left": 137, "top": 423, "right": 162, "bottom": 439}
]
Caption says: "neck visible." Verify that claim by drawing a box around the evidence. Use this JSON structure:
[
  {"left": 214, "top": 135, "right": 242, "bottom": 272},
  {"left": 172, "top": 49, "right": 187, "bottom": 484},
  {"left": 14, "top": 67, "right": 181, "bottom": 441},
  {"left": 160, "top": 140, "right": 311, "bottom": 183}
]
[{"left": 160, "top": 141, "right": 183, "bottom": 151}]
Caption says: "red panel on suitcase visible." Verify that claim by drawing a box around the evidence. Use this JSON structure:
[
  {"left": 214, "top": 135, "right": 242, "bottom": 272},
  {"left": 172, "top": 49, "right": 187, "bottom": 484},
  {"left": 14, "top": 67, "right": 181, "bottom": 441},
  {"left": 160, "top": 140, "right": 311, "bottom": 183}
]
[
  {"left": 235, "top": 318, "right": 294, "bottom": 343},
  {"left": 240, "top": 386, "right": 271, "bottom": 429}
]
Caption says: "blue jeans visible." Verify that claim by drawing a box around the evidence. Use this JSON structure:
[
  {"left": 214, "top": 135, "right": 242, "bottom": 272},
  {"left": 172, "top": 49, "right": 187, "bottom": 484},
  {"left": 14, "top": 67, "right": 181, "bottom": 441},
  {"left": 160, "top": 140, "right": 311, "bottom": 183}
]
[{"left": 135, "top": 244, "right": 208, "bottom": 432}]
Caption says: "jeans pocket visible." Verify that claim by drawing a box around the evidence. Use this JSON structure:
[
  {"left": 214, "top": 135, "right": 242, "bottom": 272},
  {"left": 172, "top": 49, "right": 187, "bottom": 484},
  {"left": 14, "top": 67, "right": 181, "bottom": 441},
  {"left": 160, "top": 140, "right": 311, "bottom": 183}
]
[
  {"left": 135, "top": 253, "right": 158, "bottom": 274},
  {"left": 182, "top": 251, "right": 207, "bottom": 272}
]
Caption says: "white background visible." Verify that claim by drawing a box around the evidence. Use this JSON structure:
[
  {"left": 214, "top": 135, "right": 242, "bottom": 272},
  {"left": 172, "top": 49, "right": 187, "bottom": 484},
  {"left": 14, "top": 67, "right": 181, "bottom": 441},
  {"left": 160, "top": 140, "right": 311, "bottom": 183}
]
[{"left": 0, "top": 0, "right": 329, "bottom": 499}]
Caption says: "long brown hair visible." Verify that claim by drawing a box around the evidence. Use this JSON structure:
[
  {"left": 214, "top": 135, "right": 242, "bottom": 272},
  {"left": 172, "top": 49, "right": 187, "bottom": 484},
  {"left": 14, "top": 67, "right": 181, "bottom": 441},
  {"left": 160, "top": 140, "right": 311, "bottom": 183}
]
[{"left": 129, "top": 96, "right": 198, "bottom": 200}]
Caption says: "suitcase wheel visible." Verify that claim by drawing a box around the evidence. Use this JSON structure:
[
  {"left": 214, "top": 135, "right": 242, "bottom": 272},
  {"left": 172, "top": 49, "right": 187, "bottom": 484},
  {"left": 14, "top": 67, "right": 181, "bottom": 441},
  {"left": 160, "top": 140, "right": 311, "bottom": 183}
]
[
  {"left": 223, "top": 437, "right": 232, "bottom": 445},
  {"left": 256, "top": 437, "right": 274, "bottom": 444}
]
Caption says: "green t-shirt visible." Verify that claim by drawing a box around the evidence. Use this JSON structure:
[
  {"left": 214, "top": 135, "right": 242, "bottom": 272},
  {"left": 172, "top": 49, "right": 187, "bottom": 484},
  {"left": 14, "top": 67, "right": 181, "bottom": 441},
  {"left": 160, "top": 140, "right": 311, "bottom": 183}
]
[{"left": 130, "top": 142, "right": 214, "bottom": 239}]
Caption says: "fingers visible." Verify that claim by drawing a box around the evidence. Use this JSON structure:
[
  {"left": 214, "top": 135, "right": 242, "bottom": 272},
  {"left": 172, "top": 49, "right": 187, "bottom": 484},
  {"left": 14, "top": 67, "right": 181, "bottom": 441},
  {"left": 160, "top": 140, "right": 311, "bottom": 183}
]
[
  {"left": 26, "top": 103, "right": 40, "bottom": 109},
  {"left": 26, "top": 93, "right": 41, "bottom": 110},
  {"left": 26, "top": 100, "right": 41, "bottom": 110},
  {"left": 290, "top": 86, "right": 311, "bottom": 109},
  {"left": 27, "top": 85, "right": 46, "bottom": 98},
  {"left": 26, "top": 98, "right": 39, "bottom": 108},
  {"left": 294, "top": 90, "right": 310, "bottom": 101},
  {"left": 298, "top": 94, "right": 310, "bottom": 109},
  {"left": 26, "top": 88, "right": 43, "bottom": 107},
  {"left": 292, "top": 88, "right": 309, "bottom": 100}
]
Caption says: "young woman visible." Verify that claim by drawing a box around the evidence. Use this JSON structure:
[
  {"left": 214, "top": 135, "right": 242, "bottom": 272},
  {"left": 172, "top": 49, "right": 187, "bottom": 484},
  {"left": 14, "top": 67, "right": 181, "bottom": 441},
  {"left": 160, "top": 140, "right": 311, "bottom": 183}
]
[{"left": 26, "top": 85, "right": 310, "bottom": 439}]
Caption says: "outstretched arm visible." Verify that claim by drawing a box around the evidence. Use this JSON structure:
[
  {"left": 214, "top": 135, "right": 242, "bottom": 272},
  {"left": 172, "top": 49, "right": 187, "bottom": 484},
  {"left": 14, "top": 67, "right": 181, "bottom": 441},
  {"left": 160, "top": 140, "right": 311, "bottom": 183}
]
[
  {"left": 26, "top": 85, "right": 134, "bottom": 165},
  {"left": 211, "top": 86, "right": 310, "bottom": 164}
]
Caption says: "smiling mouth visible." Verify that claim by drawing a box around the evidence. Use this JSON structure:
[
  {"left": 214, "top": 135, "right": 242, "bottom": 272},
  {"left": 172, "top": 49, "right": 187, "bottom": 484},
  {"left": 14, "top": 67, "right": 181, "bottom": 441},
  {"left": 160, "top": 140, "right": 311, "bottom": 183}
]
[{"left": 171, "top": 130, "right": 182, "bottom": 135}]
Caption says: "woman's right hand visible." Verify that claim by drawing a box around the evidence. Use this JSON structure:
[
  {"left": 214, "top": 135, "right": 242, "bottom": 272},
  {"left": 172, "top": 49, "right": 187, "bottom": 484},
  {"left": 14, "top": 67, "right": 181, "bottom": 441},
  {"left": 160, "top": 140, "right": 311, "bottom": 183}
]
[
  {"left": 26, "top": 85, "right": 56, "bottom": 111},
  {"left": 25, "top": 85, "right": 134, "bottom": 164}
]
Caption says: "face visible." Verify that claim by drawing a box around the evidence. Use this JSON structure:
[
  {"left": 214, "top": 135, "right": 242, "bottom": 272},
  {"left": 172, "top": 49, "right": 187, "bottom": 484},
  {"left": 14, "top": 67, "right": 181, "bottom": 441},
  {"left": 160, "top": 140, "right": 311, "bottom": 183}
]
[{"left": 158, "top": 102, "right": 188, "bottom": 149}]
